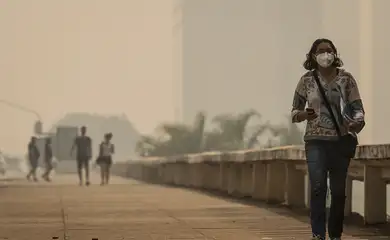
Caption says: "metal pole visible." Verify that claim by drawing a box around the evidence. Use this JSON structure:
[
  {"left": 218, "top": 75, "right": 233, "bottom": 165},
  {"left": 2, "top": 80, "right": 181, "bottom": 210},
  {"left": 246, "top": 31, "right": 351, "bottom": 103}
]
[{"left": 0, "top": 99, "right": 42, "bottom": 121}]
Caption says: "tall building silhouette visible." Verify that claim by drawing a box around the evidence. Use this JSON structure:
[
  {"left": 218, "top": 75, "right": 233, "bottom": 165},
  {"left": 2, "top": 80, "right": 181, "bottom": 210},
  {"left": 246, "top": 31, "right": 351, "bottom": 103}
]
[
  {"left": 173, "top": 0, "right": 390, "bottom": 144},
  {"left": 172, "top": 0, "right": 321, "bottom": 124},
  {"left": 320, "top": 0, "right": 390, "bottom": 144}
]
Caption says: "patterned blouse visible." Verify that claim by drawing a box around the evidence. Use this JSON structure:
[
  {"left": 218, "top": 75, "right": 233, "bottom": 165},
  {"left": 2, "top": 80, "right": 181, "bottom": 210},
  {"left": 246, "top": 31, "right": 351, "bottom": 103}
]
[{"left": 291, "top": 69, "right": 365, "bottom": 141}]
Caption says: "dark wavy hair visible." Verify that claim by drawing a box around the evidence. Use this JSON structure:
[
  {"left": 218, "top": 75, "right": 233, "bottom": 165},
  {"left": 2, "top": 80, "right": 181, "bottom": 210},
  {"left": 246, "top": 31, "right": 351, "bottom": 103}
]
[
  {"left": 303, "top": 38, "right": 343, "bottom": 70},
  {"left": 105, "top": 132, "right": 113, "bottom": 139}
]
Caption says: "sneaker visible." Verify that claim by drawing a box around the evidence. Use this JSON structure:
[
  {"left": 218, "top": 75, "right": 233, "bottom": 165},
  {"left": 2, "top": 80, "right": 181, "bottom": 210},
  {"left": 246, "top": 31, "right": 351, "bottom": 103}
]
[
  {"left": 86, "top": 181, "right": 90, "bottom": 186},
  {"left": 311, "top": 235, "right": 324, "bottom": 240}
]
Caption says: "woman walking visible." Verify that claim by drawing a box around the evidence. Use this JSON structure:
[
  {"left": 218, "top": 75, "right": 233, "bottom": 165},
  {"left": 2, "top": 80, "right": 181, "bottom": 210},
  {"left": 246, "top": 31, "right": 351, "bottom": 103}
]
[
  {"left": 291, "top": 38, "right": 365, "bottom": 240},
  {"left": 97, "top": 133, "right": 114, "bottom": 185}
]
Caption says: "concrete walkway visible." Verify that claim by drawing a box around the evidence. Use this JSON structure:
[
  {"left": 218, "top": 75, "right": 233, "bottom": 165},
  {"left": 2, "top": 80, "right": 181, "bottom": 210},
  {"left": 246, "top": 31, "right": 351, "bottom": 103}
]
[{"left": 0, "top": 173, "right": 388, "bottom": 240}]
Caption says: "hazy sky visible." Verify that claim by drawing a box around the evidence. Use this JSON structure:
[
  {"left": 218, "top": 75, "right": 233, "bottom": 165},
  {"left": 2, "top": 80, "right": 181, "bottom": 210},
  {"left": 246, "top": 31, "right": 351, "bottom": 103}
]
[{"left": 0, "top": 0, "right": 174, "bottom": 153}]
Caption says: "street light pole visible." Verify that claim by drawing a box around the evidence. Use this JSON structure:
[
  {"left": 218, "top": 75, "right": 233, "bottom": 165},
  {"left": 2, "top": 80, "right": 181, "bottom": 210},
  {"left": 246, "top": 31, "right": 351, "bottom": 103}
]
[
  {"left": 0, "top": 99, "right": 43, "bottom": 134},
  {"left": 0, "top": 99, "right": 42, "bottom": 120}
]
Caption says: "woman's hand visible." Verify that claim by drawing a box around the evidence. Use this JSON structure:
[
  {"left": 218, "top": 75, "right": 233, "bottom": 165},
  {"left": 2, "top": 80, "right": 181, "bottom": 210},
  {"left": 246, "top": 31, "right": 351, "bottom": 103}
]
[
  {"left": 298, "top": 110, "right": 318, "bottom": 121},
  {"left": 348, "top": 121, "right": 361, "bottom": 132},
  {"left": 306, "top": 111, "right": 318, "bottom": 121}
]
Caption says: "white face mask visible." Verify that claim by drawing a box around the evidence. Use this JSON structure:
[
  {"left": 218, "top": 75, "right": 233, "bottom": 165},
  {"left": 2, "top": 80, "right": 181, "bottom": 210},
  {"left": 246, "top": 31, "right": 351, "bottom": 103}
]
[{"left": 315, "top": 52, "right": 335, "bottom": 68}]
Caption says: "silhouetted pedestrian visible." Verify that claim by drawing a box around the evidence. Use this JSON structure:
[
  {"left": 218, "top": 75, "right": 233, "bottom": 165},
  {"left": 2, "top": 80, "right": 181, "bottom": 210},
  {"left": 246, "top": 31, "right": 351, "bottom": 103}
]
[
  {"left": 42, "top": 138, "right": 53, "bottom": 182},
  {"left": 96, "top": 133, "right": 114, "bottom": 185},
  {"left": 26, "top": 136, "right": 40, "bottom": 182},
  {"left": 71, "top": 126, "right": 92, "bottom": 186}
]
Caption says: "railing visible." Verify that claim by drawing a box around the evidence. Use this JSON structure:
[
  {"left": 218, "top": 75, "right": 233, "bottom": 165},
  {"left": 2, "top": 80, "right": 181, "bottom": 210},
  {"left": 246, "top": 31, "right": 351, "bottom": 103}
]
[{"left": 112, "top": 144, "right": 390, "bottom": 225}]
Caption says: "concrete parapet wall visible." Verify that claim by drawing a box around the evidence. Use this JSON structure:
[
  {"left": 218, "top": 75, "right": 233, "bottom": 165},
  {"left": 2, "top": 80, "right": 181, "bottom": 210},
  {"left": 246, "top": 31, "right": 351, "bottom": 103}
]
[{"left": 111, "top": 144, "right": 390, "bottom": 225}]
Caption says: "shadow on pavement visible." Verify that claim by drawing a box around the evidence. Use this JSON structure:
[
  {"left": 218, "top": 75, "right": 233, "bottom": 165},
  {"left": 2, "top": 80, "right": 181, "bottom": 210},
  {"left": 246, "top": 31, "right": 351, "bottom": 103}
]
[{"left": 154, "top": 182, "right": 390, "bottom": 240}]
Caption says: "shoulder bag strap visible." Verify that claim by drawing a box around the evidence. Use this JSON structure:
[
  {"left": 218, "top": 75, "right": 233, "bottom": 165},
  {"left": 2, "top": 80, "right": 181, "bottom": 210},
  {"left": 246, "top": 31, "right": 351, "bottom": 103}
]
[{"left": 312, "top": 70, "right": 342, "bottom": 137}]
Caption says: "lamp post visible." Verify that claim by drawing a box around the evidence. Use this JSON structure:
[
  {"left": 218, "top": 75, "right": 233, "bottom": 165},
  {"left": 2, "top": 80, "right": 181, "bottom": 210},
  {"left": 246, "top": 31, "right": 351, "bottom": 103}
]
[{"left": 0, "top": 99, "right": 43, "bottom": 135}]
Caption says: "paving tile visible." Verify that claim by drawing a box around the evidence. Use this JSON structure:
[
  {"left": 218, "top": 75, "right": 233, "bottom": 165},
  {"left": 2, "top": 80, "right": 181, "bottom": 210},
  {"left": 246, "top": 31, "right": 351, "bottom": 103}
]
[{"left": 0, "top": 173, "right": 388, "bottom": 240}]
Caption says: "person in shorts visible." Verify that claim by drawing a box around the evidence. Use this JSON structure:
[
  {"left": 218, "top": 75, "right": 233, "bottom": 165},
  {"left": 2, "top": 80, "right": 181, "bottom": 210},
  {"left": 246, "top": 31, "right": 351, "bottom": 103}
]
[
  {"left": 96, "top": 133, "right": 114, "bottom": 185},
  {"left": 71, "top": 126, "right": 92, "bottom": 186}
]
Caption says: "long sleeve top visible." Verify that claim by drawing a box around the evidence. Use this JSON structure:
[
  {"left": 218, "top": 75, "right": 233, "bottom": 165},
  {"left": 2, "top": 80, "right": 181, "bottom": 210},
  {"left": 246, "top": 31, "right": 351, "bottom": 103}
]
[{"left": 291, "top": 69, "right": 365, "bottom": 141}]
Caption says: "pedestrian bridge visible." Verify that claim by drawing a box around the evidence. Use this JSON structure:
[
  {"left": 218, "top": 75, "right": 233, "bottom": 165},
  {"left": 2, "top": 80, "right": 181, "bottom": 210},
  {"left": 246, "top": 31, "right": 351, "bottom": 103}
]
[{"left": 1, "top": 144, "right": 390, "bottom": 239}]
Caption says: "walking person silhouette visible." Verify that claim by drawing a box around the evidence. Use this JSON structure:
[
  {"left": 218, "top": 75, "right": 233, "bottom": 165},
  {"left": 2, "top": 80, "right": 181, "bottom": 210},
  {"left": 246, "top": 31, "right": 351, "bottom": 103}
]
[
  {"left": 26, "top": 136, "right": 40, "bottom": 182},
  {"left": 71, "top": 126, "right": 92, "bottom": 186},
  {"left": 96, "top": 133, "right": 114, "bottom": 186},
  {"left": 41, "top": 137, "right": 53, "bottom": 182}
]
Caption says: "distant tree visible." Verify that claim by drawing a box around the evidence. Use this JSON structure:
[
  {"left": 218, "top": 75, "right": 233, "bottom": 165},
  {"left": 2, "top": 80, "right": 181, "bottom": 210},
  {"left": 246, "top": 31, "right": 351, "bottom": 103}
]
[
  {"left": 135, "top": 110, "right": 271, "bottom": 157},
  {"left": 135, "top": 112, "right": 206, "bottom": 157},
  {"left": 203, "top": 109, "right": 268, "bottom": 151},
  {"left": 269, "top": 116, "right": 304, "bottom": 146}
]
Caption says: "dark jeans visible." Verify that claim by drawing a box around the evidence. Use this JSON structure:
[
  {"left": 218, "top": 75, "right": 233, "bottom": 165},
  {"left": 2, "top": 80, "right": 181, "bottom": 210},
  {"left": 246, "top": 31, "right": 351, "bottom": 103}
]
[
  {"left": 305, "top": 140, "right": 350, "bottom": 239},
  {"left": 76, "top": 156, "right": 90, "bottom": 183},
  {"left": 29, "top": 158, "right": 38, "bottom": 169},
  {"left": 27, "top": 159, "right": 38, "bottom": 180},
  {"left": 42, "top": 159, "right": 53, "bottom": 177}
]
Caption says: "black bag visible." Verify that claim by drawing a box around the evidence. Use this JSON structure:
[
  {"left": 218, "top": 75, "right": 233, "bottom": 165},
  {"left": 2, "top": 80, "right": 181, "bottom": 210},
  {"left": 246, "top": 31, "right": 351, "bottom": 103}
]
[
  {"left": 95, "top": 143, "right": 104, "bottom": 164},
  {"left": 312, "top": 70, "right": 358, "bottom": 159},
  {"left": 96, "top": 156, "right": 103, "bottom": 165}
]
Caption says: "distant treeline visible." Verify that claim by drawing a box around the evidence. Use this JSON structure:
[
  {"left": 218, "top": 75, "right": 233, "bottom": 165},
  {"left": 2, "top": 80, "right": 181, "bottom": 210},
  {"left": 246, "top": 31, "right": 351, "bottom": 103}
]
[{"left": 135, "top": 110, "right": 303, "bottom": 157}]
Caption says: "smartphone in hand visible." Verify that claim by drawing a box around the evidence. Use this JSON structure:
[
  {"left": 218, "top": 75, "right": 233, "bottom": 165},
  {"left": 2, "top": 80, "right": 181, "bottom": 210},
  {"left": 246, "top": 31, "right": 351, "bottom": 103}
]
[{"left": 306, "top": 107, "right": 315, "bottom": 115}]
